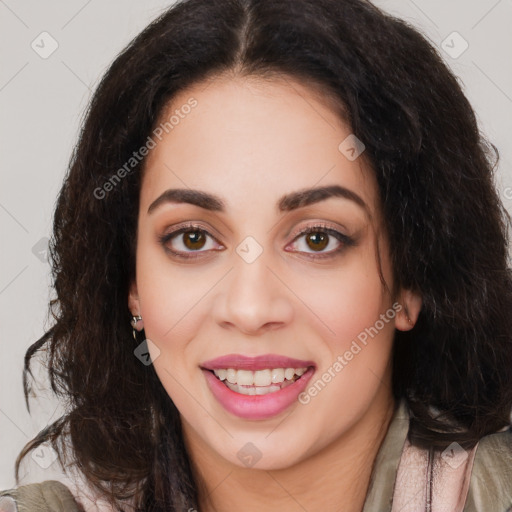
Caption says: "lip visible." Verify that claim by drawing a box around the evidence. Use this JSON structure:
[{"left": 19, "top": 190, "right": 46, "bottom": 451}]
[
  {"left": 200, "top": 353, "right": 316, "bottom": 371},
  {"left": 200, "top": 354, "right": 316, "bottom": 420}
]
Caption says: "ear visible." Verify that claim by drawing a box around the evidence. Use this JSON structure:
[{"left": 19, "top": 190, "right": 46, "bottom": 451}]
[
  {"left": 395, "top": 288, "right": 422, "bottom": 331},
  {"left": 128, "top": 281, "right": 144, "bottom": 331}
]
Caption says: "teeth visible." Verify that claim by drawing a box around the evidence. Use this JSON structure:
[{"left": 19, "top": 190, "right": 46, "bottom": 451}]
[
  {"left": 212, "top": 367, "right": 308, "bottom": 386},
  {"left": 254, "top": 369, "right": 272, "bottom": 386},
  {"left": 284, "top": 368, "right": 295, "bottom": 380},
  {"left": 237, "top": 370, "right": 254, "bottom": 386},
  {"left": 226, "top": 368, "right": 237, "bottom": 384},
  {"left": 215, "top": 369, "right": 227, "bottom": 381},
  {"left": 224, "top": 380, "right": 296, "bottom": 396},
  {"left": 271, "top": 368, "right": 284, "bottom": 384}
]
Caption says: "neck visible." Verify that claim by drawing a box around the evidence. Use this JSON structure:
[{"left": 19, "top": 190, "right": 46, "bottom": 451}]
[{"left": 185, "top": 388, "right": 396, "bottom": 512}]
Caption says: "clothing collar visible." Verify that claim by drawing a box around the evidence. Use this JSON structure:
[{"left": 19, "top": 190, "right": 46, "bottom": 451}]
[{"left": 363, "top": 399, "right": 410, "bottom": 512}]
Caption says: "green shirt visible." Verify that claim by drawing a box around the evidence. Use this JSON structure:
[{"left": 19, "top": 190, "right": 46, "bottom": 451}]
[{"left": 1, "top": 400, "right": 511, "bottom": 511}]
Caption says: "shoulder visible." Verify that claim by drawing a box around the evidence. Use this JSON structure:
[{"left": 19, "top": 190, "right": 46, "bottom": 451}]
[
  {"left": 466, "top": 427, "right": 512, "bottom": 511},
  {"left": 0, "top": 480, "right": 83, "bottom": 512},
  {"left": 370, "top": 400, "right": 512, "bottom": 512}
]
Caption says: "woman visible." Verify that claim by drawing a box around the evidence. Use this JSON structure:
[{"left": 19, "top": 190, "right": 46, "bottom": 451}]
[{"left": 1, "top": 0, "right": 511, "bottom": 510}]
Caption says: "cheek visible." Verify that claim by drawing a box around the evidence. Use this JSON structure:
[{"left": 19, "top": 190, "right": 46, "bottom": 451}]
[
  {"left": 134, "top": 247, "right": 210, "bottom": 411},
  {"left": 295, "top": 247, "right": 393, "bottom": 352},
  {"left": 293, "top": 245, "right": 396, "bottom": 428},
  {"left": 135, "top": 242, "right": 196, "bottom": 348},
  {"left": 293, "top": 286, "right": 394, "bottom": 440}
]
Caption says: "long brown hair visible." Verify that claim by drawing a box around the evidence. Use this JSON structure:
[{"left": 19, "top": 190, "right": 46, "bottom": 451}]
[{"left": 16, "top": 0, "right": 512, "bottom": 510}]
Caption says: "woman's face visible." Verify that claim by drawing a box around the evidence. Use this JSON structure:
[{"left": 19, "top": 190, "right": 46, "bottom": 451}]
[{"left": 130, "top": 75, "right": 416, "bottom": 470}]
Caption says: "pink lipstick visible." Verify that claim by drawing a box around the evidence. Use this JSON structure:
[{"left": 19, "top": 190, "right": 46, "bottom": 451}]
[{"left": 200, "top": 354, "right": 316, "bottom": 420}]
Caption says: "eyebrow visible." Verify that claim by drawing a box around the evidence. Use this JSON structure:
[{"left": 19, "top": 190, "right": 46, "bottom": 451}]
[{"left": 147, "top": 185, "right": 368, "bottom": 215}]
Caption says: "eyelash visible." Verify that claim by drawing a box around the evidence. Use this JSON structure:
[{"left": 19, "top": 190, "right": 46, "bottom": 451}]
[
  {"left": 158, "top": 222, "right": 355, "bottom": 261},
  {"left": 158, "top": 223, "right": 221, "bottom": 261},
  {"left": 286, "top": 224, "right": 355, "bottom": 260}
]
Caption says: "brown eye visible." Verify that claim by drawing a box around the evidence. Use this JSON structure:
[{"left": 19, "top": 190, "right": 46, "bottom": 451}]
[
  {"left": 159, "top": 225, "right": 223, "bottom": 259},
  {"left": 305, "top": 232, "right": 329, "bottom": 251},
  {"left": 286, "top": 224, "right": 354, "bottom": 259},
  {"left": 183, "top": 230, "right": 206, "bottom": 250}
]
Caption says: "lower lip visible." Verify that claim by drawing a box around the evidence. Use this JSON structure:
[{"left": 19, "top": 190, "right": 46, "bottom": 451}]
[{"left": 202, "top": 367, "right": 315, "bottom": 420}]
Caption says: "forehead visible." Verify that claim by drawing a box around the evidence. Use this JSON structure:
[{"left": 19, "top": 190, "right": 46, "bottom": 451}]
[{"left": 140, "top": 74, "right": 379, "bottom": 219}]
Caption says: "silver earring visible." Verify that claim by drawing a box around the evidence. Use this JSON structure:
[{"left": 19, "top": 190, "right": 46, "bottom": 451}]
[
  {"left": 131, "top": 315, "right": 143, "bottom": 341},
  {"left": 131, "top": 315, "right": 143, "bottom": 327}
]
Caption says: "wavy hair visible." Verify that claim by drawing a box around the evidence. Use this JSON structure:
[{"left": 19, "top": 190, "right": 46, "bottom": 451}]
[{"left": 16, "top": 0, "right": 512, "bottom": 510}]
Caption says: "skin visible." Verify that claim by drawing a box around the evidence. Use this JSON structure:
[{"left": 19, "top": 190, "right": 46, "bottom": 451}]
[{"left": 129, "top": 74, "right": 422, "bottom": 512}]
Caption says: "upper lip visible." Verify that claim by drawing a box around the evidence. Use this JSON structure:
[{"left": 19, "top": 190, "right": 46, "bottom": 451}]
[{"left": 200, "top": 353, "right": 316, "bottom": 371}]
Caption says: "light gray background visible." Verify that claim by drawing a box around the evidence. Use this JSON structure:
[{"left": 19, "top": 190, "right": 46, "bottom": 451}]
[{"left": 1, "top": 0, "right": 511, "bottom": 490}]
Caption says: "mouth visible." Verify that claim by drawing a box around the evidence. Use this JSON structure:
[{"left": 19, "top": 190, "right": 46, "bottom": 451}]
[
  {"left": 205, "top": 366, "right": 311, "bottom": 396},
  {"left": 200, "top": 354, "right": 316, "bottom": 420}
]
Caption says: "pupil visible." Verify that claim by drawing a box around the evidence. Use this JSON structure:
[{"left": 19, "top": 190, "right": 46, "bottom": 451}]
[{"left": 307, "top": 232, "right": 328, "bottom": 251}]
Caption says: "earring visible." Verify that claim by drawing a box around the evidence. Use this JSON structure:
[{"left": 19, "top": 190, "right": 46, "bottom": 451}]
[
  {"left": 131, "top": 315, "right": 143, "bottom": 327},
  {"left": 131, "top": 315, "right": 143, "bottom": 341}
]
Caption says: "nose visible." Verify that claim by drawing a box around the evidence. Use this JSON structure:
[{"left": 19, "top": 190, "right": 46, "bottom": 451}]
[{"left": 212, "top": 249, "right": 294, "bottom": 335}]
